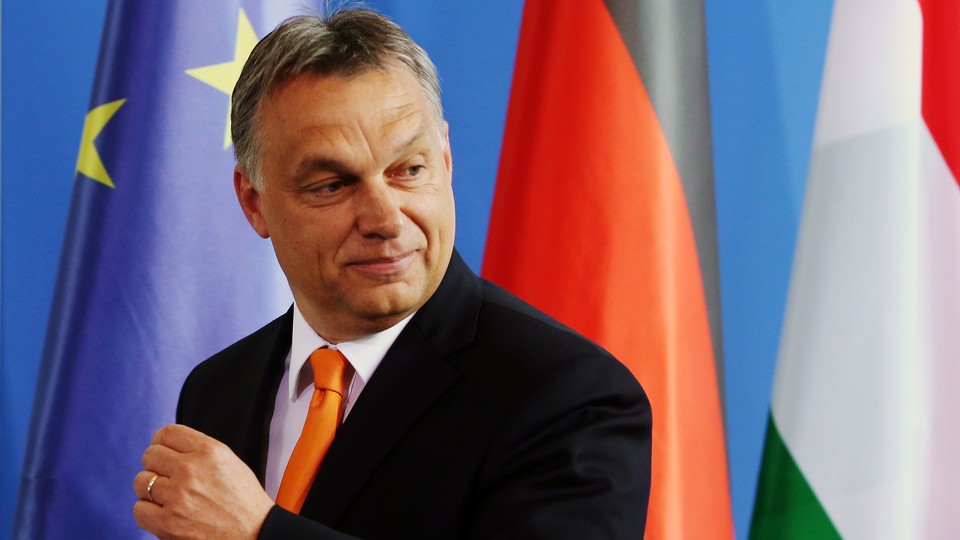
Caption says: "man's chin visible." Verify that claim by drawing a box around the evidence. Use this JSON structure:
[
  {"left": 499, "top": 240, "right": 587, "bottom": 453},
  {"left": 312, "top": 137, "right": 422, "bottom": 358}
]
[{"left": 351, "top": 287, "right": 422, "bottom": 325}]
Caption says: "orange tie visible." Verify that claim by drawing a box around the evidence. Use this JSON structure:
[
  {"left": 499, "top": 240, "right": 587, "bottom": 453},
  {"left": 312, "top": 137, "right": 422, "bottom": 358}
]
[{"left": 275, "top": 348, "right": 353, "bottom": 513}]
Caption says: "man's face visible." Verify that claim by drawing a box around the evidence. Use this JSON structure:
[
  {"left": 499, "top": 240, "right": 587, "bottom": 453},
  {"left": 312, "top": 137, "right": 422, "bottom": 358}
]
[{"left": 235, "top": 66, "right": 455, "bottom": 342}]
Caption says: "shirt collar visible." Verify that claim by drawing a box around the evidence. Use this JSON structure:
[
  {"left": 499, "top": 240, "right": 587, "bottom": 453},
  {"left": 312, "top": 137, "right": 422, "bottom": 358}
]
[{"left": 288, "top": 302, "right": 414, "bottom": 401}]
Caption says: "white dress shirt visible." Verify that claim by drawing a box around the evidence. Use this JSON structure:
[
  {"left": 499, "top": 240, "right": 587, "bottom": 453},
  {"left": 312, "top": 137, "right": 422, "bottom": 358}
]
[{"left": 264, "top": 303, "right": 414, "bottom": 499}]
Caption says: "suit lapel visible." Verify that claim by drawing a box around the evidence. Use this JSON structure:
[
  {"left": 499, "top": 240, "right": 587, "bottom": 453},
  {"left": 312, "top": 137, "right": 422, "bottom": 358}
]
[
  {"left": 299, "top": 251, "right": 482, "bottom": 524},
  {"left": 229, "top": 310, "right": 291, "bottom": 483}
]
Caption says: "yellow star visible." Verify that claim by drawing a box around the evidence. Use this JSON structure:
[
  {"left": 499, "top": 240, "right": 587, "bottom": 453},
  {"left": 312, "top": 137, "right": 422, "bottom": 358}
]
[
  {"left": 185, "top": 8, "right": 258, "bottom": 149},
  {"left": 76, "top": 98, "right": 127, "bottom": 189}
]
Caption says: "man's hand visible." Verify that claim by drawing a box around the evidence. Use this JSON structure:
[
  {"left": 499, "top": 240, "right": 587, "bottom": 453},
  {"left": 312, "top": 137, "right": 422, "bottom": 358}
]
[{"left": 133, "top": 424, "right": 275, "bottom": 540}]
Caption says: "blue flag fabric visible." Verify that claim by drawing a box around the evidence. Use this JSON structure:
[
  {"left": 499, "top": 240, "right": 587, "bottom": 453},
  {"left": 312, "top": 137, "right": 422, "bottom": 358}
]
[{"left": 11, "top": 1, "right": 321, "bottom": 537}]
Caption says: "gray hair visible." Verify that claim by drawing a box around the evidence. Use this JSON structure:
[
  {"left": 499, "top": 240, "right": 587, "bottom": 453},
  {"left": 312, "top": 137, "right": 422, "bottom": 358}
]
[{"left": 231, "top": 9, "right": 443, "bottom": 189}]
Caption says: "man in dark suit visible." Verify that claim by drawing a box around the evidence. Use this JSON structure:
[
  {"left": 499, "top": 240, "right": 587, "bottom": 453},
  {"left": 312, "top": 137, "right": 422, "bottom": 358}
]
[{"left": 133, "top": 9, "right": 651, "bottom": 539}]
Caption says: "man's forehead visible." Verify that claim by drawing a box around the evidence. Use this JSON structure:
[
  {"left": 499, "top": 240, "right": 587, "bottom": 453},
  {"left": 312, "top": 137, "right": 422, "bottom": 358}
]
[
  {"left": 264, "top": 68, "right": 433, "bottom": 125},
  {"left": 271, "top": 63, "right": 419, "bottom": 102}
]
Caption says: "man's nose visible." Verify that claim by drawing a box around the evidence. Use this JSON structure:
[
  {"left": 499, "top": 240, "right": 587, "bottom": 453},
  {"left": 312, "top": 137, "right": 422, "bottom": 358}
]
[{"left": 355, "top": 179, "right": 403, "bottom": 239}]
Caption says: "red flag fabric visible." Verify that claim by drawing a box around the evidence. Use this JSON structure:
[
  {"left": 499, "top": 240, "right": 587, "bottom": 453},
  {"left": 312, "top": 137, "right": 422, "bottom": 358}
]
[
  {"left": 920, "top": 0, "right": 960, "bottom": 185},
  {"left": 482, "top": 1, "right": 733, "bottom": 537}
]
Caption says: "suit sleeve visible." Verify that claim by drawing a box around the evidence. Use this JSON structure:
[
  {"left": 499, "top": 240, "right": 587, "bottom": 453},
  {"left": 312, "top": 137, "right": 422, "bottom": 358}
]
[
  {"left": 257, "top": 506, "right": 362, "bottom": 539},
  {"left": 466, "top": 352, "right": 652, "bottom": 539}
]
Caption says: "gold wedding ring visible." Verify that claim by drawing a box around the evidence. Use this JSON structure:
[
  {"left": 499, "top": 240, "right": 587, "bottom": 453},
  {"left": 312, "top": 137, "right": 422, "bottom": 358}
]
[{"left": 146, "top": 474, "right": 159, "bottom": 503}]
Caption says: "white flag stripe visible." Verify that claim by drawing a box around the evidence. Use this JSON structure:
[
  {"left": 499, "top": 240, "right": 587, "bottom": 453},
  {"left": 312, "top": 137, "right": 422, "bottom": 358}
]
[
  {"left": 812, "top": 0, "right": 920, "bottom": 148},
  {"left": 918, "top": 125, "right": 960, "bottom": 538}
]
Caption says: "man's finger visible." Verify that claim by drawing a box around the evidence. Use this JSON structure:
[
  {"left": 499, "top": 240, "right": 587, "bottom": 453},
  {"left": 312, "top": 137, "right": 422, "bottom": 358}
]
[
  {"left": 133, "top": 470, "right": 165, "bottom": 505},
  {"left": 150, "top": 423, "right": 207, "bottom": 452},
  {"left": 133, "top": 499, "right": 168, "bottom": 537},
  {"left": 141, "top": 441, "right": 186, "bottom": 477}
]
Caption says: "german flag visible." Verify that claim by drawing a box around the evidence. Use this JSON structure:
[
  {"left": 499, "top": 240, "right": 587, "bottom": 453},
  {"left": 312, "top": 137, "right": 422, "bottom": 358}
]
[{"left": 482, "top": 1, "right": 733, "bottom": 537}]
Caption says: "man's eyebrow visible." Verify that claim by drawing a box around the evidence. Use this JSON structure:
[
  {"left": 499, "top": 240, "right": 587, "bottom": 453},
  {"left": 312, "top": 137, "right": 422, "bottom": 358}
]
[
  {"left": 395, "top": 131, "right": 429, "bottom": 155},
  {"left": 294, "top": 157, "right": 348, "bottom": 179},
  {"left": 292, "top": 129, "right": 434, "bottom": 179}
]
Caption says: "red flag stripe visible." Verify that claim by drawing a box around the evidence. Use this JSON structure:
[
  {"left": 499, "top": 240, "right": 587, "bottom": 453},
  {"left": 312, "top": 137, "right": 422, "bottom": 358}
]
[{"left": 920, "top": 0, "right": 960, "bottom": 187}]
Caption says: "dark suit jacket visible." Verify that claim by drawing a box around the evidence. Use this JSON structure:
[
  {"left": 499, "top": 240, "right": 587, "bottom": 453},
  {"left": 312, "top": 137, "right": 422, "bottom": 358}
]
[{"left": 177, "top": 251, "right": 652, "bottom": 539}]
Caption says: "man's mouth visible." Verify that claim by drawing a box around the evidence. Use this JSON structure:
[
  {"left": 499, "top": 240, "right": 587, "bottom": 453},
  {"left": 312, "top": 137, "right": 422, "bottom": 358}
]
[{"left": 346, "top": 252, "right": 417, "bottom": 277}]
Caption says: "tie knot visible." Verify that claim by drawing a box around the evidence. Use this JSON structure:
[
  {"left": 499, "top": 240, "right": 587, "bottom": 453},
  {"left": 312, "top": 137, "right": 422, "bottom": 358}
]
[{"left": 308, "top": 348, "right": 352, "bottom": 393}]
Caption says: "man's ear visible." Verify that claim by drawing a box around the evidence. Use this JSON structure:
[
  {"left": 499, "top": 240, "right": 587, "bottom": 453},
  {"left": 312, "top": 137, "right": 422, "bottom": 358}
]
[
  {"left": 442, "top": 120, "right": 453, "bottom": 175},
  {"left": 234, "top": 167, "right": 270, "bottom": 239}
]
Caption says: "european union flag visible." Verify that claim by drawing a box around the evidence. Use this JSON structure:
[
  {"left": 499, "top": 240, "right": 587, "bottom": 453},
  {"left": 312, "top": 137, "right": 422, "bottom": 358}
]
[{"left": 12, "top": 2, "right": 322, "bottom": 537}]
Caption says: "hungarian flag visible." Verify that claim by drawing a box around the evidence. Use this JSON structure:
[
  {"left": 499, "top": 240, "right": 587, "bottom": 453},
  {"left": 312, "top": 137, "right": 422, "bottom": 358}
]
[
  {"left": 751, "top": 0, "right": 960, "bottom": 537},
  {"left": 12, "top": 2, "right": 310, "bottom": 537},
  {"left": 482, "top": 1, "right": 733, "bottom": 538}
]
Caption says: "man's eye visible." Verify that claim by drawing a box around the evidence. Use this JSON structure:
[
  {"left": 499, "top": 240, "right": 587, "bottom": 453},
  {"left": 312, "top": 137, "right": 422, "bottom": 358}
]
[
  {"left": 321, "top": 181, "right": 343, "bottom": 193},
  {"left": 404, "top": 165, "right": 426, "bottom": 177},
  {"left": 311, "top": 180, "right": 346, "bottom": 194}
]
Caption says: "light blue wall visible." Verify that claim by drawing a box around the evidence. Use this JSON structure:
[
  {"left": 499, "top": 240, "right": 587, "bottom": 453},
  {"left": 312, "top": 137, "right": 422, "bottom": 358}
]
[
  {"left": 706, "top": 0, "right": 834, "bottom": 533},
  {"left": 1, "top": 1, "right": 833, "bottom": 538}
]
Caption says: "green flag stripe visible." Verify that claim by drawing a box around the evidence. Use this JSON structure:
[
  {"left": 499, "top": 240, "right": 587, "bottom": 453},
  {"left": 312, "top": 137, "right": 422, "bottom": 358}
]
[{"left": 750, "top": 415, "right": 841, "bottom": 539}]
